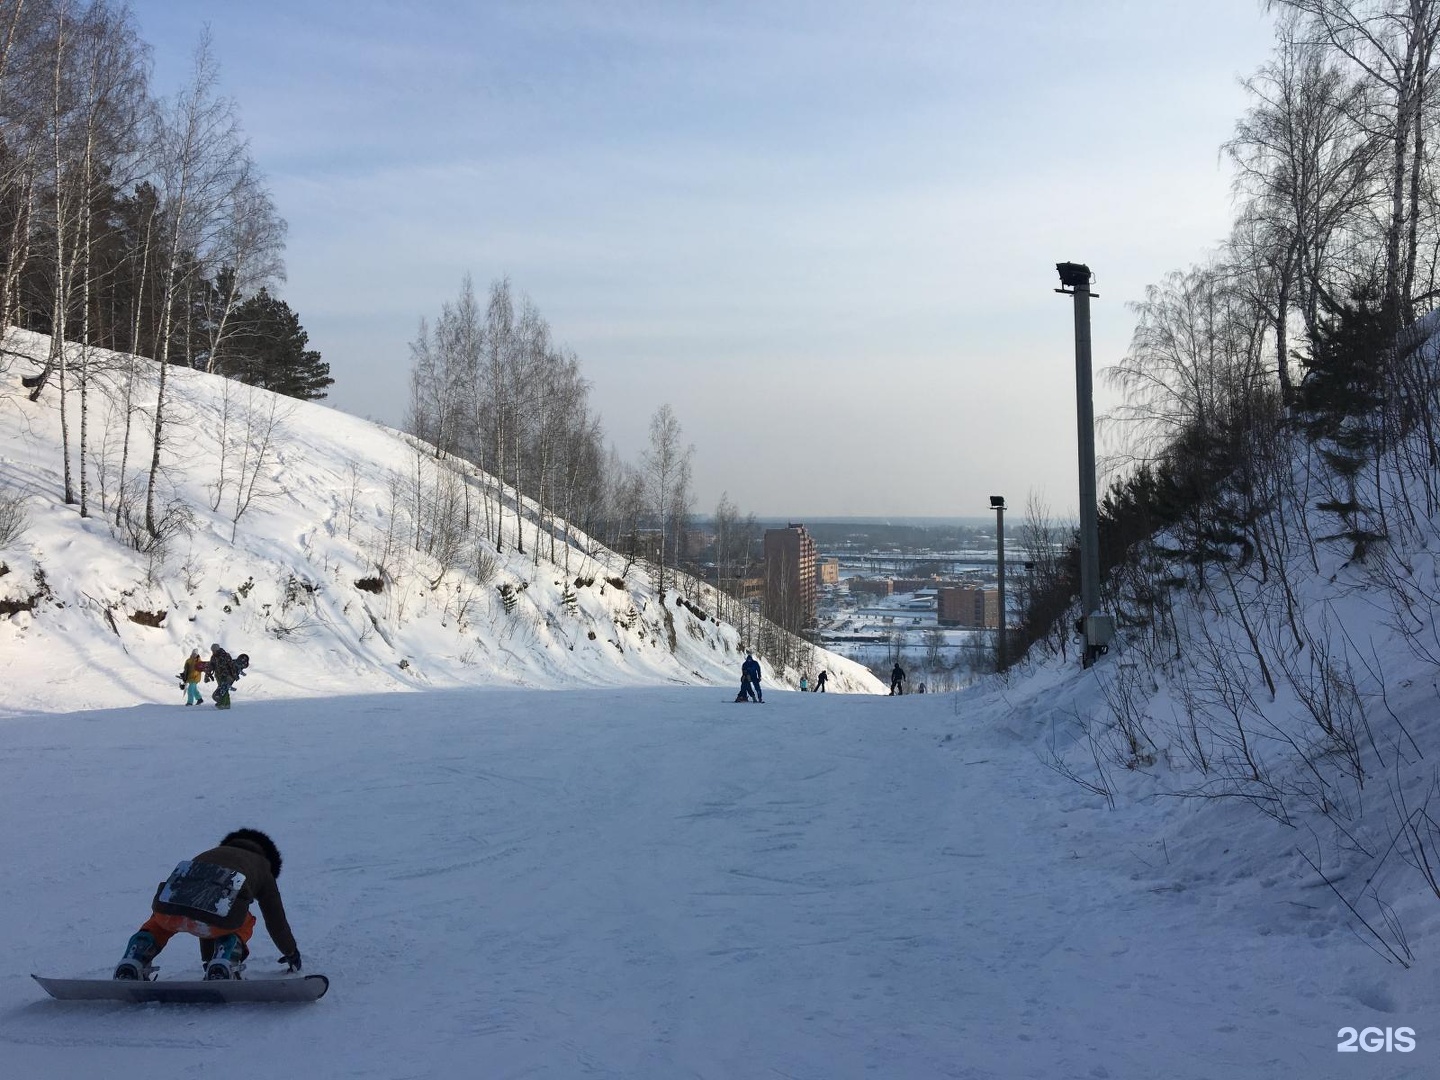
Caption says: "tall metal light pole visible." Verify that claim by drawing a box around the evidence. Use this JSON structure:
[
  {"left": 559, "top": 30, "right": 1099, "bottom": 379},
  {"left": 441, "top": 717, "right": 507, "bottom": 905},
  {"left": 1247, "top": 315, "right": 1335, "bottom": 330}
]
[
  {"left": 990, "top": 495, "right": 1006, "bottom": 670},
  {"left": 1055, "top": 262, "right": 1108, "bottom": 667}
]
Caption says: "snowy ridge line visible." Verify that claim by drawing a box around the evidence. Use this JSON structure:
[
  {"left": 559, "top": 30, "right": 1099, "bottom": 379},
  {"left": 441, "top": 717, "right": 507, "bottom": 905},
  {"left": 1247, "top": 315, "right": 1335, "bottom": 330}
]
[{"left": 0, "top": 327, "right": 884, "bottom": 714}]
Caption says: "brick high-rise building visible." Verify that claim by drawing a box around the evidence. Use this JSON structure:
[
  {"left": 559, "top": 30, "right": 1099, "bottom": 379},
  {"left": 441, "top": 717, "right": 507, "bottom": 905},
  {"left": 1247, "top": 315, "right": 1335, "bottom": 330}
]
[
  {"left": 937, "top": 586, "right": 999, "bottom": 628},
  {"left": 764, "top": 523, "right": 817, "bottom": 630}
]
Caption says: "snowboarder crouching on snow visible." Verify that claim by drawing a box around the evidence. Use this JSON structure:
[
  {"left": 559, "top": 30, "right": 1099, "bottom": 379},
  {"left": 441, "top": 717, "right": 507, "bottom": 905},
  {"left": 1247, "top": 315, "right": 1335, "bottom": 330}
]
[
  {"left": 180, "top": 648, "right": 205, "bottom": 706},
  {"left": 114, "top": 828, "right": 301, "bottom": 981}
]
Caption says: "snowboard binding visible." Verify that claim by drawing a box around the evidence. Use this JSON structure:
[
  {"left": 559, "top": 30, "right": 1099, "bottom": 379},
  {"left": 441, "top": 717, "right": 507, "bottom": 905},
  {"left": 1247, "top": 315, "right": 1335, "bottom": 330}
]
[
  {"left": 203, "top": 959, "right": 245, "bottom": 980},
  {"left": 113, "top": 930, "right": 159, "bottom": 981},
  {"left": 203, "top": 934, "right": 247, "bottom": 980},
  {"left": 112, "top": 959, "right": 157, "bottom": 981}
]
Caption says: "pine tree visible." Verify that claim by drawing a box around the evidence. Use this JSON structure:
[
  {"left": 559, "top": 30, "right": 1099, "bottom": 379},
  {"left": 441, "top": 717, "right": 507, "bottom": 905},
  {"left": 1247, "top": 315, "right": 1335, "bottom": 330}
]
[
  {"left": 1296, "top": 283, "right": 1390, "bottom": 447},
  {"left": 222, "top": 287, "right": 333, "bottom": 400},
  {"left": 1296, "top": 283, "right": 1392, "bottom": 559}
]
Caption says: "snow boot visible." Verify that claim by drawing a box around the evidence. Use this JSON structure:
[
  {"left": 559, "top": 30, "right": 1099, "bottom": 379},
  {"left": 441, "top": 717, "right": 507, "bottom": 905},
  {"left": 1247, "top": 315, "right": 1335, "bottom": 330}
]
[
  {"left": 113, "top": 930, "right": 157, "bottom": 980},
  {"left": 204, "top": 933, "right": 246, "bottom": 980}
]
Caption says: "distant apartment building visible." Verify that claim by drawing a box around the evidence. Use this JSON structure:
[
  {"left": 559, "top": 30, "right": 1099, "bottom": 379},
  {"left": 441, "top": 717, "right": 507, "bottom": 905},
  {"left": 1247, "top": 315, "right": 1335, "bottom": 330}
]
[
  {"left": 847, "top": 578, "right": 894, "bottom": 598},
  {"left": 937, "top": 586, "right": 999, "bottom": 628},
  {"left": 764, "top": 523, "right": 817, "bottom": 630},
  {"left": 817, "top": 557, "right": 840, "bottom": 585},
  {"left": 892, "top": 577, "right": 943, "bottom": 593}
]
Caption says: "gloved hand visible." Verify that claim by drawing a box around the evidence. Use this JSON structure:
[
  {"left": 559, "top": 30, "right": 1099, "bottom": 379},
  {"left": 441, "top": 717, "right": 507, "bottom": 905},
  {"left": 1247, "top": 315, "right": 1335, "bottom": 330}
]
[
  {"left": 204, "top": 671, "right": 214, "bottom": 683},
  {"left": 278, "top": 950, "right": 302, "bottom": 972}
]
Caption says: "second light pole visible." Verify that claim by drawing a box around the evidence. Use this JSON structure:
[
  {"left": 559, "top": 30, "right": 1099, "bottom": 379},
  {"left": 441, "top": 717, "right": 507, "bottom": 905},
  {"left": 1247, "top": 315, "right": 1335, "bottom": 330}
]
[{"left": 990, "top": 495, "right": 1006, "bottom": 670}]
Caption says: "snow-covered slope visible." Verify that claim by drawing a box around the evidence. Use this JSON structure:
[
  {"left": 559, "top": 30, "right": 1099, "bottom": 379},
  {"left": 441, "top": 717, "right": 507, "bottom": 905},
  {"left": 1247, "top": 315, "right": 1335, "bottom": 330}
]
[
  {"left": 0, "top": 329, "right": 882, "bottom": 714},
  {"left": 4, "top": 687, "right": 1434, "bottom": 1078}
]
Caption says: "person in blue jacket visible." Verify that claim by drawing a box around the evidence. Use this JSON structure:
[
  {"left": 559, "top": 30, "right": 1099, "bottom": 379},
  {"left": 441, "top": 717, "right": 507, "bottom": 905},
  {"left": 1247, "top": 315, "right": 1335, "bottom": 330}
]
[{"left": 741, "top": 652, "right": 763, "bottom": 703}]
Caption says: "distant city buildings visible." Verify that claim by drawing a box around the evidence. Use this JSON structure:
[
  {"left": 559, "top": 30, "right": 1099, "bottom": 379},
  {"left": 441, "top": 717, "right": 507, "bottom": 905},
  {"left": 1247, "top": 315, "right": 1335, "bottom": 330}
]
[
  {"left": 764, "top": 523, "right": 817, "bottom": 629},
  {"left": 847, "top": 578, "right": 894, "bottom": 598},
  {"left": 937, "top": 585, "right": 999, "bottom": 629},
  {"left": 892, "top": 577, "right": 944, "bottom": 594}
]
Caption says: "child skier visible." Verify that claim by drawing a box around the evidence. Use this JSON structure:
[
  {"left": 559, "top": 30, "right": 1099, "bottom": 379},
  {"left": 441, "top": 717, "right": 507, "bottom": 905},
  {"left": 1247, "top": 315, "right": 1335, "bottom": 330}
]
[{"left": 180, "top": 649, "right": 205, "bottom": 706}]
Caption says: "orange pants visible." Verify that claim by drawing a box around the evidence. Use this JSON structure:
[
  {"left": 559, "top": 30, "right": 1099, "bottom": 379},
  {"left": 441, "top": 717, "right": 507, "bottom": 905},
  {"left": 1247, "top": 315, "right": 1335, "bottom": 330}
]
[{"left": 140, "top": 911, "right": 256, "bottom": 955}]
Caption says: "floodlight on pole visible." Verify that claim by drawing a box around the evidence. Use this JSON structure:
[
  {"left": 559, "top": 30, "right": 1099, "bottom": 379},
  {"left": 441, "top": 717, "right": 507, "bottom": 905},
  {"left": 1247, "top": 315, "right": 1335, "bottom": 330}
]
[
  {"left": 1055, "top": 261, "right": 1106, "bottom": 667},
  {"left": 990, "top": 495, "right": 1006, "bottom": 670}
]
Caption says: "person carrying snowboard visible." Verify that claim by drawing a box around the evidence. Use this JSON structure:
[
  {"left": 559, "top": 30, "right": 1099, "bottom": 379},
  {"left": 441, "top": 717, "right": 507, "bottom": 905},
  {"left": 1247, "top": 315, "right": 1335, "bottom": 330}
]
[
  {"left": 741, "top": 652, "right": 763, "bottom": 703},
  {"left": 206, "top": 643, "right": 247, "bottom": 709},
  {"left": 180, "top": 648, "right": 205, "bottom": 706},
  {"left": 114, "top": 828, "right": 301, "bottom": 981},
  {"left": 890, "top": 663, "right": 906, "bottom": 695}
]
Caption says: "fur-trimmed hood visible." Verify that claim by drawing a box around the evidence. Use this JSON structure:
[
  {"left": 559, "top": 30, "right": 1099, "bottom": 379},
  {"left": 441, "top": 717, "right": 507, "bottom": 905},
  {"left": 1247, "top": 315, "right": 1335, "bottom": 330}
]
[{"left": 220, "top": 827, "right": 282, "bottom": 879}]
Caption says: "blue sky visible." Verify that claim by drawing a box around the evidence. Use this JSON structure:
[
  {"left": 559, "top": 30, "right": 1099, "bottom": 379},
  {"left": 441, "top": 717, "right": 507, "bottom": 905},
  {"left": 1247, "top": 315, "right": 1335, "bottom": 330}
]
[{"left": 125, "top": 0, "right": 1275, "bottom": 518}]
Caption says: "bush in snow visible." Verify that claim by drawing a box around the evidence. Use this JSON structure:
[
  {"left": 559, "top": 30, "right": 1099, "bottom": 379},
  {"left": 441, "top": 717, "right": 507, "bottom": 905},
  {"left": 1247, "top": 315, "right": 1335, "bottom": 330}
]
[{"left": 0, "top": 485, "right": 28, "bottom": 547}]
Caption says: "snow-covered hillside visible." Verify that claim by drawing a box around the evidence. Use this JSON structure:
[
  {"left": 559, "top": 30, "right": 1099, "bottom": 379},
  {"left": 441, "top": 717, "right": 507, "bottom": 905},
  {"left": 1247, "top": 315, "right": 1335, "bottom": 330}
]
[
  {"left": 0, "top": 329, "right": 882, "bottom": 715},
  {"left": 1002, "top": 309, "right": 1440, "bottom": 993}
]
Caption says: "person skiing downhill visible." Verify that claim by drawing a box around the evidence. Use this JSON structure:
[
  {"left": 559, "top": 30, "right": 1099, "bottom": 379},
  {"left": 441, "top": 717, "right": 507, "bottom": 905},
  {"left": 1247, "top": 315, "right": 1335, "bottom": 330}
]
[
  {"left": 114, "top": 828, "right": 301, "bottom": 981},
  {"left": 741, "top": 652, "right": 763, "bottom": 703}
]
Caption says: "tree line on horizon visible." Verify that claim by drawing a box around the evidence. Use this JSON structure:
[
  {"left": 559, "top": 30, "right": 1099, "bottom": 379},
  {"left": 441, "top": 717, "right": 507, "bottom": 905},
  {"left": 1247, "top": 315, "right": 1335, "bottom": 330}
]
[
  {"left": 402, "top": 274, "right": 831, "bottom": 663},
  {"left": 405, "top": 275, "right": 692, "bottom": 582}
]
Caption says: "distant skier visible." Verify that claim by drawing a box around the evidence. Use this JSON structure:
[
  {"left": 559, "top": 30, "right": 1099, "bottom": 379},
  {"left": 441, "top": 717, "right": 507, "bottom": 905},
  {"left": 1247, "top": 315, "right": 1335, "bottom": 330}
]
[
  {"left": 180, "top": 649, "right": 205, "bottom": 707},
  {"left": 741, "top": 652, "right": 763, "bottom": 703},
  {"left": 114, "top": 828, "right": 301, "bottom": 981},
  {"left": 815, "top": 670, "right": 828, "bottom": 693},
  {"left": 800, "top": 673, "right": 809, "bottom": 692},
  {"left": 889, "top": 663, "right": 906, "bottom": 696}
]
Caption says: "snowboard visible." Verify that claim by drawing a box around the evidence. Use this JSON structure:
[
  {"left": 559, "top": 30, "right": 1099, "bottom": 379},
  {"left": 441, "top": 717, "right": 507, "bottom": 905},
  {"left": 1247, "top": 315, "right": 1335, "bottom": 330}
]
[{"left": 32, "top": 972, "right": 328, "bottom": 1004}]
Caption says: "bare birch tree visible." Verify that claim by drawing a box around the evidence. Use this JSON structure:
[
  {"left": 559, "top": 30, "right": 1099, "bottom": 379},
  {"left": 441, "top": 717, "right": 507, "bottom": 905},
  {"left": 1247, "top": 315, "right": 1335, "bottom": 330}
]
[
  {"left": 642, "top": 403, "right": 692, "bottom": 596},
  {"left": 143, "top": 34, "right": 247, "bottom": 538},
  {"left": 1268, "top": 0, "right": 1440, "bottom": 325}
]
